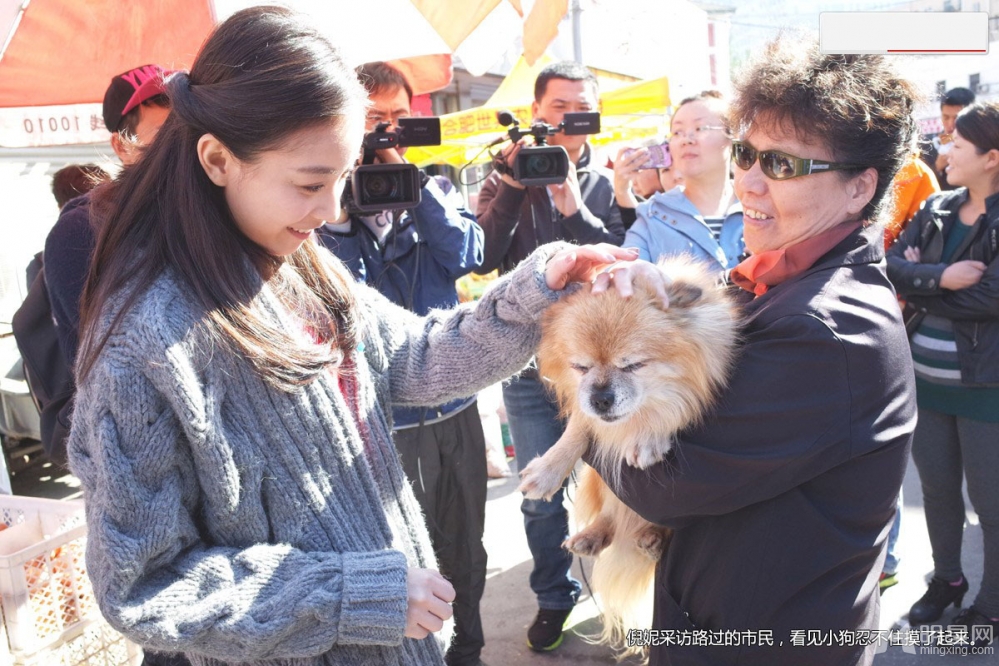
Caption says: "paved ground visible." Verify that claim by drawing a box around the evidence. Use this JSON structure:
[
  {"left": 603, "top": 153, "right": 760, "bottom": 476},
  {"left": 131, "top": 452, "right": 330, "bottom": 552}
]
[
  {"left": 5, "top": 422, "right": 994, "bottom": 664},
  {"left": 478, "top": 453, "right": 993, "bottom": 665}
]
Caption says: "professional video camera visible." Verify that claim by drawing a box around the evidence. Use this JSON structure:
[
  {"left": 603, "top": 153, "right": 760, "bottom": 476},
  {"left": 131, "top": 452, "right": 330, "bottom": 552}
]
[
  {"left": 493, "top": 110, "right": 601, "bottom": 186},
  {"left": 345, "top": 116, "right": 442, "bottom": 213}
]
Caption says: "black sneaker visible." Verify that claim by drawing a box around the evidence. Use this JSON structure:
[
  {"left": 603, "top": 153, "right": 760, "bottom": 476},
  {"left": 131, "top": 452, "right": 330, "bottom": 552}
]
[
  {"left": 445, "top": 656, "right": 488, "bottom": 666},
  {"left": 527, "top": 607, "right": 573, "bottom": 652},
  {"left": 908, "top": 575, "right": 969, "bottom": 624},
  {"left": 950, "top": 606, "right": 999, "bottom": 648}
]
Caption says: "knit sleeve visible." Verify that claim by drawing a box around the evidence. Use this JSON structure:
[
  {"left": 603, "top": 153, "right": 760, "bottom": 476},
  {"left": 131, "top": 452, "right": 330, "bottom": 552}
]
[
  {"left": 362, "top": 242, "right": 571, "bottom": 407},
  {"left": 67, "top": 333, "right": 409, "bottom": 660}
]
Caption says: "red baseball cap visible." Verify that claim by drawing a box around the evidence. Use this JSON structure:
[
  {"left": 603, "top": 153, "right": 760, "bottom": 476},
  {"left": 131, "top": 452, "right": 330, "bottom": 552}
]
[{"left": 102, "top": 64, "right": 174, "bottom": 133}]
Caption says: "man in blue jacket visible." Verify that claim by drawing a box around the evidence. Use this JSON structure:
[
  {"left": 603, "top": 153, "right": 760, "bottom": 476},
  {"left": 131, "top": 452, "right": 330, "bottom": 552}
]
[{"left": 317, "top": 62, "right": 488, "bottom": 666}]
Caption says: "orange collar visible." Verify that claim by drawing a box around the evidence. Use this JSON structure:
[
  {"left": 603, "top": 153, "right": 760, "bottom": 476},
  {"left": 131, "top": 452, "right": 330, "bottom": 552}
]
[{"left": 731, "top": 222, "right": 862, "bottom": 296}]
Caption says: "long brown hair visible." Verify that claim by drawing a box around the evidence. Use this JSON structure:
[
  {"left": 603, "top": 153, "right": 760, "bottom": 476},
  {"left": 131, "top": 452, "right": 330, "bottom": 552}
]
[{"left": 78, "top": 6, "right": 366, "bottom": 390}]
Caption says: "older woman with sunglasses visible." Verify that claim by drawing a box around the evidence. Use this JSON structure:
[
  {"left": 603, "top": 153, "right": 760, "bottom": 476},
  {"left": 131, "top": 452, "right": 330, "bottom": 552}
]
[
  {"left": 586, "top": 38, "right": 918, "bottom": 665},
  {"left": 623, "top": 90, "right": 745, "bottom": 274}
]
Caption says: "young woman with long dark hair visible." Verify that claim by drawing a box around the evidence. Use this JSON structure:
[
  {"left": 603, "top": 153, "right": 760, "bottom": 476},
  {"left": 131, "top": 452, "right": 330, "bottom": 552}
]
[{"left": 69, "top": 7, "right": 647, "bottom": 665}]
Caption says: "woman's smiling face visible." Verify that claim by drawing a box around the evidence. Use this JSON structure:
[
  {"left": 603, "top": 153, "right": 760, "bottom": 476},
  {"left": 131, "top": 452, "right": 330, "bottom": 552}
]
[
  {"left": 734, "top": 123, "right": 875, "bottom": 255},
  {"left": 221, "top": 113, "right": 364, "bottom": 257}
]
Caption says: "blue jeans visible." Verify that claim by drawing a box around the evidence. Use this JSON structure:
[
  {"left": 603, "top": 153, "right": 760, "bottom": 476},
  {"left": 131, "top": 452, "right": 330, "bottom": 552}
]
[
  {"left": 884, "top": 490, "right": 902, "bottom": 575},
  {"left": 502, "top": 373, "right": 581, "bottom": 611}
]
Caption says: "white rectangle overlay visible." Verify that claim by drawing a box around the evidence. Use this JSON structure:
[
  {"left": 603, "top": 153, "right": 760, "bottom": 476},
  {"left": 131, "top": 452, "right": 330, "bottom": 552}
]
[{"left": 820, "top": 12, "right": 988, "bottom": 55}]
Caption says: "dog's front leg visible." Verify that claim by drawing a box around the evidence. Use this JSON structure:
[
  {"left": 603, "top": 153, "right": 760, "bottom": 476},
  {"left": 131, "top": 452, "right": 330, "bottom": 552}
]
[
  {"left": 518, "top": 413, "right": 590, "bottom": 501},
  {"left": 563, "top": 512, "right": 616, "bottom": 557}
]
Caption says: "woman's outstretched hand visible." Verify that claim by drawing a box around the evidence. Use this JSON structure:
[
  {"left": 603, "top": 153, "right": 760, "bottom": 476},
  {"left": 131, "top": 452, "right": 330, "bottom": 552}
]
[{"left": 545, "top": 244, "right": 639, "bottom": 290}]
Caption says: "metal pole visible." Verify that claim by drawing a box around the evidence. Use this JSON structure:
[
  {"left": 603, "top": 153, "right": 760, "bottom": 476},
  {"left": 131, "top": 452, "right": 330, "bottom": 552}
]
[{"left": 572, "top": 0, "right": 583, "bottom": 63}]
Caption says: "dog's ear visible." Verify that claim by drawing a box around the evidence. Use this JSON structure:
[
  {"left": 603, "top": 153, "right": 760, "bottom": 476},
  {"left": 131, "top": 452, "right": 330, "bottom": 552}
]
[{"left": 668, "top": 280, "right": 703, "bottom": 308}]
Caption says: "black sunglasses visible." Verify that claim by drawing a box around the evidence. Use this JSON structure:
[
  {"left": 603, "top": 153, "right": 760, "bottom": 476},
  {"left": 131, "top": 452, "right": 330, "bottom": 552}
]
[{"left": 732, "top": 140, "right": 867, "bottom": 180}]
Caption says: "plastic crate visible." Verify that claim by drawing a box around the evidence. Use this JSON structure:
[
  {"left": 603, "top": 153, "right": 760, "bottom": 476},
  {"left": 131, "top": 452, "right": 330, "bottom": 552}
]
[{"left": 0, "top": 496, "right": 142, "bottom": 665}]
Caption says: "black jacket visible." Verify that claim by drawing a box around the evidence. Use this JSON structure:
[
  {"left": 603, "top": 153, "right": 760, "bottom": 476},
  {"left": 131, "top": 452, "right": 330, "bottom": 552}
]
[
  {"left": 590, "top": 224, "right": 916, "bottom": 665},
  {"left": 44, "top": 191, "right": 95, "bottom": 367},
  {"left": 886, "top": 188, "right": 999, "bottom": 385},
  {"left": 474, "top": 144, "right": 624, "bottom": 274}
]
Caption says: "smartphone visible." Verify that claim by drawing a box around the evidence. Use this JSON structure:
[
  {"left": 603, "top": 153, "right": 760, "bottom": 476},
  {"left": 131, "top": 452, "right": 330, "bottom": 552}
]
[{"left": 624, "top": 142, "right": 672, "bottom": 170}]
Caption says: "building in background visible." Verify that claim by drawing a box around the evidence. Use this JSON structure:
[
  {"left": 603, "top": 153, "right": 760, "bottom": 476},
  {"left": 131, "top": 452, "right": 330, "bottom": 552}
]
[
  {"left": 721, "top": 0, "right": 997, "bottom": 134},
  {"left": 891, "top": 0, "right": 999, "bottom": 133},
  {"left": 695, "top": 2, "right": 737, "bottom": 93}
]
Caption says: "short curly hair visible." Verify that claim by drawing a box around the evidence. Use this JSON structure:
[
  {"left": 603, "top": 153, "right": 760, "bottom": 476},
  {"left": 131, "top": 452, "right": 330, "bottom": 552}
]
[{"left": 732, "top": 37, "right": 920, "bottom": 225}]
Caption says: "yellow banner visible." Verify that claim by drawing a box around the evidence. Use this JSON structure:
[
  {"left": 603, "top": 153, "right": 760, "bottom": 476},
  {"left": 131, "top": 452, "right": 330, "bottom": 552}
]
[{"left": 408, "top": 76, "right": 671, "bottom": 168}]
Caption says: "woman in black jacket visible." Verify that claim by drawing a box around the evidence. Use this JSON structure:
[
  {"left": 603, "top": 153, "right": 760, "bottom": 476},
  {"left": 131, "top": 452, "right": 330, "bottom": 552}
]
[
  {"left": 886, "top": 101, "right": 999, "bottom": 645},
  {"left": 587, "top": 38, "right": 918, "bottom": 665}
]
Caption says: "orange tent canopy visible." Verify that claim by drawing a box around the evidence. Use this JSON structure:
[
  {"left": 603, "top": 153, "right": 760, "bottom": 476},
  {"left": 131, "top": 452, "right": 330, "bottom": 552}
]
[
  {"left": 0, "top": 0, "right": 568, "bottom": 147},
  {"left": 0, "top": 0, "right": 214, "bottom": 108}
]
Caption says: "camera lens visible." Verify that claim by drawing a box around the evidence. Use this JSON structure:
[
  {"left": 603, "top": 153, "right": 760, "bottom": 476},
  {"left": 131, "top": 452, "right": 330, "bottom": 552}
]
[
  {"left": 512, "top": 146, "right": 569, "bottom": 186},
  {"left": 351, "top": 164, "right": 421, "bottom": 212},
  {"left": 362, "top": 173, "right": 399, "bottom": 201},
  {"left": 525, "top": 154, "right": 553, "bottom": 176}
]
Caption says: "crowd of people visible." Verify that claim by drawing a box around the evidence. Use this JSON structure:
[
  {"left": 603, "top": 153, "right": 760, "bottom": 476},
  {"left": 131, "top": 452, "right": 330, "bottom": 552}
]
[{"left": 13, "top": 5, "right": 999, "bottom": 666}]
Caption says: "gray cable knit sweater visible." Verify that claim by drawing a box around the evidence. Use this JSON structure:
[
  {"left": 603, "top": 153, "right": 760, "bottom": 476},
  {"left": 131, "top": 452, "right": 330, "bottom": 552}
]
[{"left": 67, "top": 246, "right": 565, "bottom": 665}]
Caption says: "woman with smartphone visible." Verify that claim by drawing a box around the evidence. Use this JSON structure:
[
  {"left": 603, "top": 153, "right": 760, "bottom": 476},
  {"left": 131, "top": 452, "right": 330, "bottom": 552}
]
[
  {"left": 612, "top": 142, "right": 680, "bottom": 230},
  {"left": 624, "top": 90, "right": 745, "bottom": 276}
]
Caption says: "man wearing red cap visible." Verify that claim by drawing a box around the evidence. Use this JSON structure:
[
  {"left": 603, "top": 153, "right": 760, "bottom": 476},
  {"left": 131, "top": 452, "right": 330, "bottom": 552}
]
[
  {"left": 43, "top": 64, "right": 185, "bottom": 666},
  {"left": 45, "top": 64, "right": 172, "bottom": 367},
  {"left": 101, "top": 63, "right": 174, "bottom": 165}
]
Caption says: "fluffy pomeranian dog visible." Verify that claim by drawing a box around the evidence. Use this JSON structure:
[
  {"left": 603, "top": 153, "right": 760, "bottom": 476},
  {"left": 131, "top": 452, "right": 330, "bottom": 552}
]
[{"left": 518, "top": 257, "right": 739, "bottom": 658}]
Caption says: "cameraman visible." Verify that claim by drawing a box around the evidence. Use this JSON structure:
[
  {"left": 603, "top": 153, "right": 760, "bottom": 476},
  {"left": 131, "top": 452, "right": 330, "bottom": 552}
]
[
  {"left": 474, "top": 61, "right": 625, "bottom": 652},
  {"left": 317, "top": 62, "right": 488, "bottom": 666}
]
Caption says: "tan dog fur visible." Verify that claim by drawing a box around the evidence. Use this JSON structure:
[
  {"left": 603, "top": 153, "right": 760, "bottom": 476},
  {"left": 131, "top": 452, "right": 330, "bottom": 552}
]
[{"left": 517, "top": 257, "right": 739, "bottom": 657}]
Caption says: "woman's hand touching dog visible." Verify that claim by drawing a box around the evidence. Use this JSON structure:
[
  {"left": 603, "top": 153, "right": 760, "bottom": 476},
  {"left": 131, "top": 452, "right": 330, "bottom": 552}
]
[{"left": 544, "top": 244, "right": 640, "bottom": 290}]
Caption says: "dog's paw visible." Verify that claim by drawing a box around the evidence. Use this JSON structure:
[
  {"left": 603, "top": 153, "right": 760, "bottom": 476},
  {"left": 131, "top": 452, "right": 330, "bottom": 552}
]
[
  {"left": 564, "top": 528, "right": 613, "bottom": 558},
  {"left": 626, "top": 444, "right": 663, "bottom": 470},
  {"left": 517, "top": 458, "right": 563, "bottom": 501},
  {"left": 635, "top": 526, "right": 668, "bottom": 561}
]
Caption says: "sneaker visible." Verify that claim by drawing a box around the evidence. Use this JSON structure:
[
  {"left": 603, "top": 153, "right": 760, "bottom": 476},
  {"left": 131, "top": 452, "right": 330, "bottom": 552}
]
[
  {"left": 879, "top": 572, "right": 898, "bottom": 592},
  {"left": 908, "top": 575, "right": 969, "bottom": 625},
  {"left": 527, "top": 607, "right": 573, "bottom": 652},
  {"left": 950, "top": 606, "right": 999, "bottom": 648},
  {"left": 446, "top": 658, "right": 489, "bottom": 666}
]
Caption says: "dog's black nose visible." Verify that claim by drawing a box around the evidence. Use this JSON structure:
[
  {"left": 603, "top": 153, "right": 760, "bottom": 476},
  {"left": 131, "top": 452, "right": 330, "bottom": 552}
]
[{"left": 590, "top": 387, "right": 615, "bottom": 414}]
